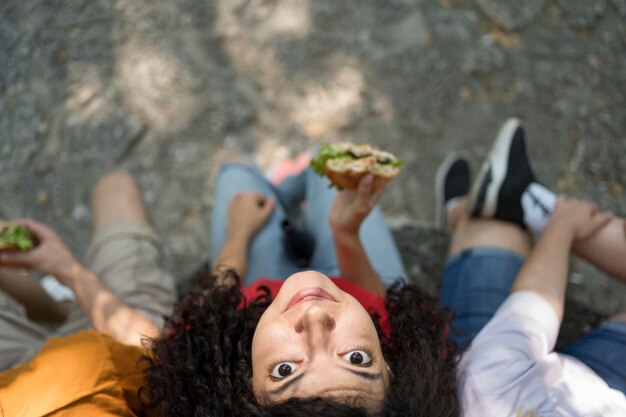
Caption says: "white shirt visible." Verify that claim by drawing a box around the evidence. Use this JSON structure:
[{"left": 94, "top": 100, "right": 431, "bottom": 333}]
[{"left": 458, "top": 291, "right": 626, "bottom": 417}]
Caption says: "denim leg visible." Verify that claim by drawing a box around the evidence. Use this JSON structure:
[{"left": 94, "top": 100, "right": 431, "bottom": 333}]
[
  {"left": 275, "top": 170, "right": 307, "bottom": 218},
  {"left": 302, "top": 168, "right": 407, "bottom": 286},
  {"left": 561, "top": 320, "right": 626, "bottom": 394},
  {"left": 439, "top": 247, "right": 525, "bottom": 351},
  {"left": 211, "top": 163, "right": 300, "bottom": 283}
]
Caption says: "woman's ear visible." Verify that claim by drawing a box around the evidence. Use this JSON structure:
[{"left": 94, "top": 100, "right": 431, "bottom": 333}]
[
  {"left": 250, "top": 373, "right": 269, "bottom": 405},
  {"left": 384, "top": 361, "right": 393, "bottom": 387},
  {"left": 383, "top": 358, "right": 392, "bottom": 375}
]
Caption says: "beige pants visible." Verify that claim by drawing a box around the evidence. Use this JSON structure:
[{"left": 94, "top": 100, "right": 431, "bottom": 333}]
[{"left": 0, "top": 221, "right": 177, "bottom": 370}]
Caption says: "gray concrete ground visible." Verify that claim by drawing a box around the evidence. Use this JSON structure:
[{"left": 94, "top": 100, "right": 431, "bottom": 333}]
[{"left": 1, "top": 0, "right": 624, "bottom": 345}]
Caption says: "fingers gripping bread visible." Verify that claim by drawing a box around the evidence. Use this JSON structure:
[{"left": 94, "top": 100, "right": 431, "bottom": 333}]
[{"left": 325, "top": 157, "right": 400, "bottom": 189}]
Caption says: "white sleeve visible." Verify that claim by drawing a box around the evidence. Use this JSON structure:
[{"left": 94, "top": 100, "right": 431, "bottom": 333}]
[{"left": 458, "top": 291, "right": 561, "bottom": 417}]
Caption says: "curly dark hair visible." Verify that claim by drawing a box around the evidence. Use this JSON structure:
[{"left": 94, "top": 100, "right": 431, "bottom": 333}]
[{"left": 140, "top": 270, "right": 458, "bottom": 416}]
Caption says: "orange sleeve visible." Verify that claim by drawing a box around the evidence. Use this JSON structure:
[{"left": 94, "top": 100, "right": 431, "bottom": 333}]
[{"left": 0, "top": 331, "right": 149, "bottom": 417}]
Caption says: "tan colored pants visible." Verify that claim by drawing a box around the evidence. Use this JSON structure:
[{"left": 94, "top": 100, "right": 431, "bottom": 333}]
[{"left": 0, "top": 221, "right": 177, "bottom": 370}]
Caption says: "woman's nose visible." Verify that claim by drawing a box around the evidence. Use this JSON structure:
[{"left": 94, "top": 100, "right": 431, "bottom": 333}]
[{"left": 295, "top": 305, "right": 336, "bottom": 333}]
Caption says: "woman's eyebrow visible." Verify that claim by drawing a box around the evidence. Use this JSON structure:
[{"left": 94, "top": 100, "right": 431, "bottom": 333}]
[
  {"left": 267, "top": 368, "right": 382, "bottom": 397},
  {"left": 268, "top": 373, "right": 305, "bottom": 396},
  {"left": 345, "top": 368, "right": 382, "bottom": 381}
]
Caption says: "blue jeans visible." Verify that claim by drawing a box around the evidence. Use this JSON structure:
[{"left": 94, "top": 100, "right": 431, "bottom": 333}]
[
  {"left": 439, "top": 247, "right": 626, "bottom": 394},
  {"left": 210, "top": 163, "right": 407, "bottom": 286}
]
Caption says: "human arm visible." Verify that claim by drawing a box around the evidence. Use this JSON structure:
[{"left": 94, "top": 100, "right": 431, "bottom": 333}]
[
  {"left": 0, "top": 269, "right": 70, "bottom": 323},
  {"left": 211, "top": 192, "right": 275, "bottom": 282},
  {"left": 457, "top": 199, "right": 612, "bottom": 417},
  {"left": 571, "top": 216, "right": 626, "bottom": 283},
  {"left": 329, "top": 174, "right": 386, "bottom": 294},
  {"left": 511, "top": 196, "right": 612, "bottom": 322},
  {"left": 0, "top": 219, "right": 158, "bottom": 346},
  {"left": 457, "top": 291, "right": 562, "bottom": 417}
]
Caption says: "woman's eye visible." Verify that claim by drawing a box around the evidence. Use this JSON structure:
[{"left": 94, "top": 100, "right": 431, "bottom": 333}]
[
  {"left": 341, "top": 350, "right": 372, "bottom": 366},
  {"left": 270, "top": 362, "right": 298, "bottom": 379}
]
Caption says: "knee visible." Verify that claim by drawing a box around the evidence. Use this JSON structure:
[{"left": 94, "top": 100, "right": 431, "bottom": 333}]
[
  {"left": 91, "top": 170, "right": 149, "bottom": 227},
  {"left": 213, "top": 150, "right": 253, "bottom": 171},
  {"left": 93, "top": 170, "right": 139, "bottom": 196}
]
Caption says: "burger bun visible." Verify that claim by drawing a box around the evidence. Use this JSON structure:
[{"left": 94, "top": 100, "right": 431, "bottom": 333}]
[{"left": 325, "top": 156, "right": 400, "bottom": 189}]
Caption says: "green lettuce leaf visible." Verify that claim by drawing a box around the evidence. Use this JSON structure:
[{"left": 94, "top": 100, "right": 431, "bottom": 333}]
[
  {"left": 310, "top": 143, "right": 355, "bottom": 176},
  {"left": 0, "top": 224, "right": 35, "bottom": 250}
]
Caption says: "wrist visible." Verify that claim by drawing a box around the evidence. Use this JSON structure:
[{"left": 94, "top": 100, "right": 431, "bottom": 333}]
[
  {"left": 331, "top": 220, "right": 360, "bottom": 239},
  {"left": 59, "top": 261, "right": 90, "bottom": 289},
  {"left": 226, "top": 229, "right": 253, "bottom": 245},
  {"left": 543, "top": 218, "right": 576, "bottom": 244},
  {"left": 332, "top": 228, "right": 360, "bottom": 247}
]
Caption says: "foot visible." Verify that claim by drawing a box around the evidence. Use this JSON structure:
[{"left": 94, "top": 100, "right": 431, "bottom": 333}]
[
  {"left": 466, "top": 118, "right": 536, "bottom": 228},
  {"left": 435, "top": 151, "right": 472, "bottom": 229},
  {"left": 269, "top": 151, "right": 312, "bottom": 185}
]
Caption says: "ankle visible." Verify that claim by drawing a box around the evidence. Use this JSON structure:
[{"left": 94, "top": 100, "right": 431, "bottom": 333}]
[{"left": 446, "top": 198, "right": 467, "bottom": 230}]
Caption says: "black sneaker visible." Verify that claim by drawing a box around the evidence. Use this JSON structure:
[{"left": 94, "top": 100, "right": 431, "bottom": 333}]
[
  {"left": 466, "top": 118, "right": 536, "bottom": 228},
  {"left": 435, "top": 151, "right": 472, "bottom": 228}
]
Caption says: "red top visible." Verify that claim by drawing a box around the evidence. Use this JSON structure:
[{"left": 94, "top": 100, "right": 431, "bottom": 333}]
[{"left": 241, "top": 277, "right": 390, "bottom": 337}]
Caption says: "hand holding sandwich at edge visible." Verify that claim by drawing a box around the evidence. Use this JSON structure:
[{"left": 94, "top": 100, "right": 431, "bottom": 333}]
[
  {"left": 0, "top": 219, "right": 80, "bottom": 284},
  {"left": 330, "top": 174, "right": 386, "bottom": 294},
  {"left": 0, "top": 218, "right": 160, "bottom": 347}
]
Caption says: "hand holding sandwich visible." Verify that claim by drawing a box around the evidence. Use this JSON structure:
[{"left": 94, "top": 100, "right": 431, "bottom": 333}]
[
  {"left": 0, "top": 219, "right": 80, "bottom": 287},
  {"left": 329, "top": 173, "right": 383, "bottom": 236},
  {"left": 0, "top": 218, "right": 160, "bottom": 346},
  {"left": 0, "top": 221, "right": 73, "bottom": 324},
  {"left": 329, "top": 174, "right": 386, "bottom": 294}
]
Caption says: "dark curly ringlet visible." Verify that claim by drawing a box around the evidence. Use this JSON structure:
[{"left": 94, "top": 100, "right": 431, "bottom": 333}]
[{"left": 139, "top": 269, "right": 458, "bottom": 416}]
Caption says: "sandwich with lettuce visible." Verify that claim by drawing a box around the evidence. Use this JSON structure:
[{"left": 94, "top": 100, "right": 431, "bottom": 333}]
[{"left": 311, "top": 142, "right": 403, "bottom": 189}]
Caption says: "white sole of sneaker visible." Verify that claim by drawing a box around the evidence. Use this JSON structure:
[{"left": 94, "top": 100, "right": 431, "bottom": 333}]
[
  {"left": 435, "top": 151, "right": 472, "bottom": 228},
  {"left": 468, "top": 118, "right": 520, "bottom": 217}
]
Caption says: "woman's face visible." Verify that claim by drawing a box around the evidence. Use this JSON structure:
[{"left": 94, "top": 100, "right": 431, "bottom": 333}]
[{"left": 251, "top": 271, "right": 390, "bottom": 409}]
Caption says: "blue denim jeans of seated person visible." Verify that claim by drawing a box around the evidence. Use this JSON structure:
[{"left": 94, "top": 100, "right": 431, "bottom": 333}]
[
  {"left": 210, "top": 163, "right": 408, "bottom": 286},
  {"left": 439, "top": 246, "right": 626, "bottom": 394}
]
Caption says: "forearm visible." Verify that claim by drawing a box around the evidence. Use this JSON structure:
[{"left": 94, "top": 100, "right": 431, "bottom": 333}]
[
  {"left": 511, "top": 222, "right": 574, "bottom": 322},
  {"left": 66, "top": 265, "right": 159, "bottom": 346},
  {"left": 0, "top": 269, "right": 68, "bottom": 323},
  {"left": 211, "top": 232, "right": 250, "bottom": 280},
  {"left": 572, "top": 217, "right": 626, "bottom": 282},
  {"left": 333, "top": 231, "right": 385, "bottom": 294}
]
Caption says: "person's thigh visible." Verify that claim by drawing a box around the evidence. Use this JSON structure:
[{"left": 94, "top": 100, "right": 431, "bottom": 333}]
[
  {"left": 303, "top": 169, "right": 407, "bottom": 285},
  {"left": 0, "top": 290, "right": 48, "bottom": 371},
  {"left": 54, "top": 221, "right": 177, "bottom": 336},
  {"left": 439, "top": 247, "right": 524, "bottom": 350},
  {"left": 561, "top": 320, "right": 626, "bottom": 394},
  {"left": 274, "top": 169, "right": 307, "bottom": 218},
  {"left": 211, "top": 163, "right": 300, "bottom": 282}
]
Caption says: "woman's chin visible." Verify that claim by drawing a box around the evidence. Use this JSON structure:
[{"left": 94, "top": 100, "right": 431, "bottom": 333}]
[{"left": 282, "top": 270, "right": 335, "bottom": 288}]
